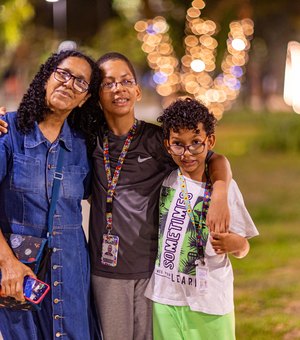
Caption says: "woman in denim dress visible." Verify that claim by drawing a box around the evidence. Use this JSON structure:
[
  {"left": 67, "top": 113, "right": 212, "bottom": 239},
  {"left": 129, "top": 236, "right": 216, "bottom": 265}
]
[{"left": 0, "top": 50, "right": 101, "bottom": 339}]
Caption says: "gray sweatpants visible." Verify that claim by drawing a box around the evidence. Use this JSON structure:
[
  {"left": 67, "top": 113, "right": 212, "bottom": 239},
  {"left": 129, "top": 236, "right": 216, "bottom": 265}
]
[{"left": 92, "top": 275, "right": 153, "bottom": 340}]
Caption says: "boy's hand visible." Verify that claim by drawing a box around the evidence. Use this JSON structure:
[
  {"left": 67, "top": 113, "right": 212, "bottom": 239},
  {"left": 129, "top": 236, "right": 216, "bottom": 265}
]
[
  {"left": 206, "top": 188, "right": 230, "bottom": 233},
  {"left": 210, "top": 232, "right": 249, "bottom": 258},
  {"left": 0, "top": 106, "right": 8, "bottom": 135}
]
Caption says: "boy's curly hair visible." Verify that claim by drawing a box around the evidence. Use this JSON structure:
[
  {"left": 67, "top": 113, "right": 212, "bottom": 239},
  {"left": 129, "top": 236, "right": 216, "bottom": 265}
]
[
  {"left": 17, "top": 50, "right": 103, "bottom": 155},
  {"left": 157, "top": 97, "right": 217, "bottom": 139}
]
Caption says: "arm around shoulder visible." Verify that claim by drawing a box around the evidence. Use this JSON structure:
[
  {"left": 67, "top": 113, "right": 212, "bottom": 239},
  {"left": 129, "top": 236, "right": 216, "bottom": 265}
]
[
  {"left": 206, "top": 152, "right": 232, "bottom": 233},
  {"left": 208, "top": 152, "right": 232, "bottom": 186}
]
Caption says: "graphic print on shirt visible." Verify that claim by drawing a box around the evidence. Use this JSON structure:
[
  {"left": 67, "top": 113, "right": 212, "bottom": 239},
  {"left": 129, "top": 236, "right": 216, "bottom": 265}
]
[
  {"left": 156, "top": 184, "right": 209, "bottom": 281},
  {"left": 156, "top": 185, "right": 176, "bottom": 267},
  {"left": 146, "top": 173, "right": 259, "bottom": 314}
]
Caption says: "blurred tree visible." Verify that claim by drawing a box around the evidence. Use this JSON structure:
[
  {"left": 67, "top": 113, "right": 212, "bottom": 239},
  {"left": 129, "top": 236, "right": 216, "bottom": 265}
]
[
  {"left": 1, "top": 0, "right": 299, "bottom": 112},
  {"left": 102, "top": 0, "right": 300, "bottom": 111},
  {"left": 0, "top": 0, "right": 34, "bottom": 49},
  {"left": 0, "top": 0, "right": 34, "bottom": 71},
  {"left": 0, "top": 0, "right": 113, "bottom": 107}
]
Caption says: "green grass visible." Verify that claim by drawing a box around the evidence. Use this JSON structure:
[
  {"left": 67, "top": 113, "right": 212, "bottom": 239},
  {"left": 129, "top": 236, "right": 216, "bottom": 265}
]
[{"left": 214, "top": 111, "right": 300, "bottom": 339}]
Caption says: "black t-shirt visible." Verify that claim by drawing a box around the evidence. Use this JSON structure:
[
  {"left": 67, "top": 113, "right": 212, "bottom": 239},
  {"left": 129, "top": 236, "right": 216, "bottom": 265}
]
[{"left": 89, "top": 121, "right": 176, "bottom": 279}]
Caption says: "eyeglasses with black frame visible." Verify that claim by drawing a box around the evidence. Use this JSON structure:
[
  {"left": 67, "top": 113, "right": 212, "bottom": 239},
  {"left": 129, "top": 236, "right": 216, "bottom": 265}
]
[
  {"left": 100, "top": 79, "right": 136, "bottom": 92},
  {"left": 168, "top": 137, "right": 208, "bottom": 156},
  {"left": 54, "top": 68, "right": 90, "bottom": 93}
]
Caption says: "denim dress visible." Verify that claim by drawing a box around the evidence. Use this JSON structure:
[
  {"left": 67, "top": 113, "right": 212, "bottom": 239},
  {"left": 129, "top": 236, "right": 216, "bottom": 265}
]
[{"left": 0, "top": 112, "right": 100, "bottom": 340}]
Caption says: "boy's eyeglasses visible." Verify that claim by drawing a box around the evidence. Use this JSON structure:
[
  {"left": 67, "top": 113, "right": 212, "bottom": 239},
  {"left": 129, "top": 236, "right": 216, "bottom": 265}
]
[
  {"left": 169, "top": 137, "right": 208, "bottom": 156},
  {"left": 100, "top": 79, "right": 136, "bottom": 91},
  {"left": 54, "top": 68, "right": 90, "bottom": 93}
]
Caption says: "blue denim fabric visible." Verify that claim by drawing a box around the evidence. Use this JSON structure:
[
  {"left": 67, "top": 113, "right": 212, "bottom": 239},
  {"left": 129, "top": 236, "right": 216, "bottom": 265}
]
[{"left": 0, "top": 112, "right": 100, "bottom": 339}]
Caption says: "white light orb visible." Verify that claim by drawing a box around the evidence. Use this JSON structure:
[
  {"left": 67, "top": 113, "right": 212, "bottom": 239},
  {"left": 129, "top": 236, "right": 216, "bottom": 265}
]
[
  {"left": 191, "top": 59, "right": 205, "bottom": 72},
  {"left": 231, "top": 38, "right": 246, "bottom": 51}
]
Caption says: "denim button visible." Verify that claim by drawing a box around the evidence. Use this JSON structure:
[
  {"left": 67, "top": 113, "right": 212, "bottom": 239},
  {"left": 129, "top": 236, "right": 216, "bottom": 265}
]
[
  {"left": 55, "top": 331, "right": 61, "bottom": 337},
  {"left": 54, "top": 315, "right": 61, "bottom": 320},
  {"left": 53, "top": 281, "right": 60, "bottom": 287},
  {"left": 53, "top": 265, "right": 58, "bottom": 270},
  {"left": 54, "top": 298, "right": 60, "bottom": 304}
]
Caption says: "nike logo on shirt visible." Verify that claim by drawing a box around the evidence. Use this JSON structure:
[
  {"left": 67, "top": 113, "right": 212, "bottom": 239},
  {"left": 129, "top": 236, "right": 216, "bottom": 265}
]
[{"left": 138, "top": 156, "right": 152, "bottom": 163}]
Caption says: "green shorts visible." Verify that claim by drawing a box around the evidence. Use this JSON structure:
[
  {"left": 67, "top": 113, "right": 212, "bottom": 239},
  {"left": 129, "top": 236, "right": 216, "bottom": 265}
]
[{"left": 153, "top": 303, "right": 235, "bottom": 340}]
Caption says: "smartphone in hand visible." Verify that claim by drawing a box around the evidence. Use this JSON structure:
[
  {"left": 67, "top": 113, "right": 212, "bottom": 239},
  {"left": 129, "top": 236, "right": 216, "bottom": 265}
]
[{"left": 23, "top": 276, "right": 50, "bottom": 304}]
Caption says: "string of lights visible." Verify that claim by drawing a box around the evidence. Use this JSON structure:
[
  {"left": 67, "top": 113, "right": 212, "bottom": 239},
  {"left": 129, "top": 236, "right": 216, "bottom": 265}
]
[{"left": 134, "top": 0, "right": 254, "bottom": 118}]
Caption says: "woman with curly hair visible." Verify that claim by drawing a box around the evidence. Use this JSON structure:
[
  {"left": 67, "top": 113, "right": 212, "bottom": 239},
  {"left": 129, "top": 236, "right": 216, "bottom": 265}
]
[{"left": 0, "top": 50, "right": 101, "bottom": 339}]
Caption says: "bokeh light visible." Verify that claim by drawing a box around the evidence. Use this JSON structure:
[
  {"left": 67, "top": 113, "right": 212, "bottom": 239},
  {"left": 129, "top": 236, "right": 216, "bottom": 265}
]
[
  {"left": 284, "top": 41, "right": 300, "bottom": 114},
  {"left": 135, "top": 1, "right": 254, "bottom": 117},
  {"left": 191, "top": 59, "right": 205, "bottom": 72}
]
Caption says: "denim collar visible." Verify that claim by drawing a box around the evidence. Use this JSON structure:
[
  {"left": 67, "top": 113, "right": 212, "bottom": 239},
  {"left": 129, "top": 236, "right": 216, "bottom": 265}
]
[{"left": 24, "top": 120, "right": 73, "bottom": 151}]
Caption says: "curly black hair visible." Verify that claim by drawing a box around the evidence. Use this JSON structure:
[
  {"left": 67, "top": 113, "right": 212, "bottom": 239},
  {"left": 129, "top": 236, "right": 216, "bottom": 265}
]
[
  {"left": 157, "top": 98, "right": 217, "bottom": 139},
  {"left": 17, "top": 50, "right": 103, "bottom": 154}
]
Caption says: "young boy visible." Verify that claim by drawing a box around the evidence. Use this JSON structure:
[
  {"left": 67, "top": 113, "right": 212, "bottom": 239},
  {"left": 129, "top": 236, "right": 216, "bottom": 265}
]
[{"left": 145, "top": 98, "right": 259, "bottom": 340}]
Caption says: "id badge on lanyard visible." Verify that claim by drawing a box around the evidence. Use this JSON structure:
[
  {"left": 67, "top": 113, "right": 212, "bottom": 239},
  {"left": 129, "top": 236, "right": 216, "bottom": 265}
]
[
  {"left": 101, "top": 234, "right": 119, "bottom": 267},
  {"left": 195, "top": 259, "right": 209, "bottom": 295},
  {"left": 100, "top": 120, "right": 137, "bottom": 267}
]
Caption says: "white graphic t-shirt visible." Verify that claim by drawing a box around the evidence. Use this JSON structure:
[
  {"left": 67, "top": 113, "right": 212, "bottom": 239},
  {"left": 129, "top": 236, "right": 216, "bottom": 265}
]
[{"left": 145, "top": 170, "right": 259, "bottom": 315}]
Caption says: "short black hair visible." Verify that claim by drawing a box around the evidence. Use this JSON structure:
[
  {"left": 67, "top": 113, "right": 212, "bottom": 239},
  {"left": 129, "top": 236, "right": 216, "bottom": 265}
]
[
  {"left": 96, "top": 52, "right": 137, "bottom": 82},
  {"left": 158, "top": 98, "right": 217, "bottom": 139}
]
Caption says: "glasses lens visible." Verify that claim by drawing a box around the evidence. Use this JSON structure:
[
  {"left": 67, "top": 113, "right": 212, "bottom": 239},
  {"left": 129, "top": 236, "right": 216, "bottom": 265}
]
[
  {"left": 101, "top": 82, "right": 114, "bottom": 91},
  {"left": 169, "top": 145, "right": 184, "bottom": 155},
  {"left": 54, "top": 70, "right": 66, "bottom": 82},
  {"left": 73, "top": 79, "right": 89, "bottom": 93},
  {"left": 55, "top": 69, "right": 70, "bottom": 82},
  {"left": 121, "top": 80, "right": 135, "bottom": 87},
  {"left": 188, "top": 143, "right": 205, "bottom": 154}
]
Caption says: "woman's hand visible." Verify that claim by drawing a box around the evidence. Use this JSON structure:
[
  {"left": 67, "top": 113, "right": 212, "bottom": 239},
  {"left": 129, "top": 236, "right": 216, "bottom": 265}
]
[
  {"left": 0, "top": 107, "right": 8, "bottom": 135},
  {"left": 0, "top": 257, "right": 35, "bottom": 301}
]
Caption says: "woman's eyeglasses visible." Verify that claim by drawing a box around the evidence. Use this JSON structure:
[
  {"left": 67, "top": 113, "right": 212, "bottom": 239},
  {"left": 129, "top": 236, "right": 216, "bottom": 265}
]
[{"left": 54, "top": 68, "right": 89, "bottom": 93}]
